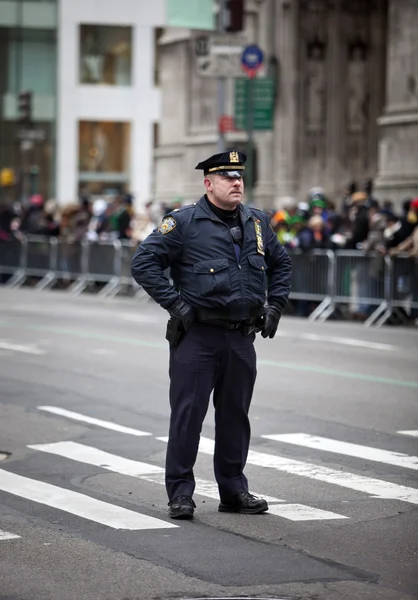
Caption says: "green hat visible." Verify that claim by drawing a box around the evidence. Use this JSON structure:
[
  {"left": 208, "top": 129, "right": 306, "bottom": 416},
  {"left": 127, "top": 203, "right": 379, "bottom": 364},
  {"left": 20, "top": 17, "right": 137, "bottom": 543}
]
[
  {"left": 288, "top": 214, "right": 305, "bottom": 226},
  {"left": 310, "top": 195, "right": 327, "bottom": 209}
]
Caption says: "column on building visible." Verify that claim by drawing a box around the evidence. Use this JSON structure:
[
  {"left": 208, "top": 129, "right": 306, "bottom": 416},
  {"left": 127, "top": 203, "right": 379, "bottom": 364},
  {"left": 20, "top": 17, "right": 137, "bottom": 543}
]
[
  {"left": 153, "top": 29, "right": 191, "bottom": 206},
  {"left": 252, "top": 0, "right": 275, "bottom": 209},
  {"left": 375, "top": 0, "right": 418, "bottom": 205},
  {"left": 272, "top": 0, "right": 299, "bottom": 204}
]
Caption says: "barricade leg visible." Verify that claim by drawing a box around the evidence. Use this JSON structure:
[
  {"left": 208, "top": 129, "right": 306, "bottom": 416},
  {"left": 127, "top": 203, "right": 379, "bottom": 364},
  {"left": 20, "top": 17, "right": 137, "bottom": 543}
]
[
  {"left": 364, "top": 301, "right": 388, "bottom": 327},
  {"left": 308, "top": 297, "right": 333, "bottom": 321},
  {"left": 35, "top": 272, "right": 57, "bottom": 291},
  {"left": 98, "top": 277, "right": 121, "bottom": 298},
  {"left": 5, "top": 269, "right": 26, "bottom": 289}
]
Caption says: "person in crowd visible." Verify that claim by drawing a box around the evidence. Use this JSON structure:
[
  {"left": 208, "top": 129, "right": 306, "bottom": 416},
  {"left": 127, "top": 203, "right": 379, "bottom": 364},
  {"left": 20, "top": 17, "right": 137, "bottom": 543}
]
[
  {"left": 345, "top": 191, "right": 369, "bottom": 249},
  {"left": 341, "top": 181, "right": 357, "bottom": 216},
  {"left": 297, "top": 215, "right": 330, "bottom": 251},
  {"left": 131, "top": 150, "right": 292, "bottom": 520},
  {"left": 86, "top": 199, "right": 110, "bottom": 242}
]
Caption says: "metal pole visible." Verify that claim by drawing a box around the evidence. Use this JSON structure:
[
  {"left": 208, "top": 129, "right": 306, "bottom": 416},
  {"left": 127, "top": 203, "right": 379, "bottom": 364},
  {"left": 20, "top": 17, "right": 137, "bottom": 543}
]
[
  {"left": 246, "top": 75, "right": 254, "bottom": 205},
  {"left": 217, "top": 0, "right": 226, "bottom": 152}
]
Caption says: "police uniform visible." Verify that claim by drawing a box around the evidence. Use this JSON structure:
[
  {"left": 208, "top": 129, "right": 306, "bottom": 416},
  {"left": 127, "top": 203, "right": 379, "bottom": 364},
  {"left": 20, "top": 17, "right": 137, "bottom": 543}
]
[{"left": 131, "top": 151, "right": 292, "bottom": 519}]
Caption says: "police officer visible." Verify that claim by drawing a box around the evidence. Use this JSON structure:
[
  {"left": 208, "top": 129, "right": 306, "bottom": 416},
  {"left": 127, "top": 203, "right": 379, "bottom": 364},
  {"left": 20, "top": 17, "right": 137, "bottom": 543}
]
[{"left": 131, "top": 151, "right": 292, "bottom": 519}]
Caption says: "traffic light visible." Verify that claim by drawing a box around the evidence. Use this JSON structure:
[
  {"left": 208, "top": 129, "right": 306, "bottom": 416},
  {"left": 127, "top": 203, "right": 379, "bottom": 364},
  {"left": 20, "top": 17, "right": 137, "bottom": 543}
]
[
  {"left": 18, "top": 90, "right": 32, "bottom": 126},
  {"left": 226, "top": 0, "right": 244, "bottom": 32}
]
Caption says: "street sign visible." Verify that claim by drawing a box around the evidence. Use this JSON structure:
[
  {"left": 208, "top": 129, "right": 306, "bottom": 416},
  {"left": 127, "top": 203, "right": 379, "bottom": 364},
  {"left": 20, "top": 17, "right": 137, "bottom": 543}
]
[
  {"left": 17, "top": 128, "right": 46, "bottom": 143},
  {"left": 241, "top": 44, "right": 264, "bottom": 77},
  {"left": 234, "top": 77, "right": 275, "bottom": 130},
  {"left": 195, "top": 33, "right": 246, "bottom": 78},
  {"left": 218, "top": 115, "right": 235, "bottom": 133}
]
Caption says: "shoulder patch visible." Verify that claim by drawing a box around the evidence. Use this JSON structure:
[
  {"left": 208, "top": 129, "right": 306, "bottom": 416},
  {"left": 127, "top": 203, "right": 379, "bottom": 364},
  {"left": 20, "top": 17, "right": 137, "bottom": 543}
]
[{"left": 158, "top": 216, "right": 177, "bottom": 234}]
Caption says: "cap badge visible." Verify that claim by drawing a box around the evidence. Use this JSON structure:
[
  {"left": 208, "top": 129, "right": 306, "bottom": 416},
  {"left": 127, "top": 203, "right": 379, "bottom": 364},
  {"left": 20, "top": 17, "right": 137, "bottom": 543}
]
[{"left": 229, "top": 151, "right": 239, "bottom": 163}]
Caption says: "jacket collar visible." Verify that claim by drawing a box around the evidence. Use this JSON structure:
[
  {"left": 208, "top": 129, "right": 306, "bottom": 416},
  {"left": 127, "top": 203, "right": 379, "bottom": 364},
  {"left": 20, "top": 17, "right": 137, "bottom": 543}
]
[{"left": 194, "top": 195, "right": 253, "bottom": 221}]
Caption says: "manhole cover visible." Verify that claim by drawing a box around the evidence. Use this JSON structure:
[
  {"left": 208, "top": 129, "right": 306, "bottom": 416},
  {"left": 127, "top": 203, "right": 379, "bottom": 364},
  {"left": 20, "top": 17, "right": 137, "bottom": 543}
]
[{"left": 0, "top": 451, "right": 11, "bottom": 461}]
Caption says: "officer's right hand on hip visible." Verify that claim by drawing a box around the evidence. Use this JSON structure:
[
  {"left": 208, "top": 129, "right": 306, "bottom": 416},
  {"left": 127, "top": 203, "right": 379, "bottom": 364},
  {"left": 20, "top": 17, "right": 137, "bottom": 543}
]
[
  {"left": 261, "top": 305, "right": 282, "bottom": 339},
  {"left": 168, "top": 298, "right": 195, "bottom": 331}
]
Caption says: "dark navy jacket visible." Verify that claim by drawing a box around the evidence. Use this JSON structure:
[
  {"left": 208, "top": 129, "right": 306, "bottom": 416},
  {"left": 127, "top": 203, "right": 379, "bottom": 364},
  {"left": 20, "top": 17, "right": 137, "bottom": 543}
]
[{"left": 131, "top": 196, "right": 292, "bottom": 321}]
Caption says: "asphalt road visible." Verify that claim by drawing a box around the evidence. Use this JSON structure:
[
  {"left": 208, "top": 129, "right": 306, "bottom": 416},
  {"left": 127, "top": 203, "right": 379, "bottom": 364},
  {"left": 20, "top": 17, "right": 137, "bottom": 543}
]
[{"left": 0, "top": 287, "right": 417, "bottom": 600}]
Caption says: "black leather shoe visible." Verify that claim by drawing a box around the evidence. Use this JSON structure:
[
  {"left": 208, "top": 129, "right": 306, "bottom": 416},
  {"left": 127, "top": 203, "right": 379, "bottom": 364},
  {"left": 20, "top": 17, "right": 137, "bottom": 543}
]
[
  {"left": 218, "top": 492, "right": 268, "bottom": 514},
  {"left": 168, "top": 495, "right": 196, "bottom": 519}
]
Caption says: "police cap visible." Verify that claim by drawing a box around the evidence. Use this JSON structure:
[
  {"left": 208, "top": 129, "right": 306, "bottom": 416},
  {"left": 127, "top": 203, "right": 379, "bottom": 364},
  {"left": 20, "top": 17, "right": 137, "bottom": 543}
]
[{"left": 195, "top": 150, "right": 246, "bottom": 178}]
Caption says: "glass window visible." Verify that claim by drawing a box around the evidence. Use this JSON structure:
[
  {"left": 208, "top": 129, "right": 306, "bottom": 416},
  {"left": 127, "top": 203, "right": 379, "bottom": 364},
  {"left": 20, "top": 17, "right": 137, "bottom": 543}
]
[
  {"left": 78, "top": 121, "right": 131, "bottom": 187},
  {"left": 5, "top": 28, "right": 56, "bottom": 95},
  {"left": 79, "top": 25, "right": 132, "bottom": 86}
]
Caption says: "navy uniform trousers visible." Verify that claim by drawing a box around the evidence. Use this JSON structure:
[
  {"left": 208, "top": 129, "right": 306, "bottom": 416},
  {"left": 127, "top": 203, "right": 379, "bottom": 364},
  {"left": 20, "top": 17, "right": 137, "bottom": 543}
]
[{"left": 165, "top": 322, "right": 257, "bottom": 503}]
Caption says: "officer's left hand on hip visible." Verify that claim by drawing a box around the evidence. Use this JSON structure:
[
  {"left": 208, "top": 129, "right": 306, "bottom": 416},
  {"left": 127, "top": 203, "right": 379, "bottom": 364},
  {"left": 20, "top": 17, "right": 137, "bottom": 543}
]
[{"left": 261, "top": 305, "right": 281, "bottom": 339}]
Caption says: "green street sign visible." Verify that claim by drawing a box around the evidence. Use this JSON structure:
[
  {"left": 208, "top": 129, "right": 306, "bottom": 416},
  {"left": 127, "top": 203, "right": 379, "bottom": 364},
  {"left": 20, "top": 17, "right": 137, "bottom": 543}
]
[{"left": 234, "top": 77, "right": 275, "bottom": 130}]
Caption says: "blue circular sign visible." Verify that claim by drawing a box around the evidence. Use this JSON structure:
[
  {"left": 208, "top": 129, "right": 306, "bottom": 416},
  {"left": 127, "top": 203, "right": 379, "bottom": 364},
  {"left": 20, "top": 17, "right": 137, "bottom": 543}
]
[{"left": 241, "top": 45, "right": 264, "bottom": 70}]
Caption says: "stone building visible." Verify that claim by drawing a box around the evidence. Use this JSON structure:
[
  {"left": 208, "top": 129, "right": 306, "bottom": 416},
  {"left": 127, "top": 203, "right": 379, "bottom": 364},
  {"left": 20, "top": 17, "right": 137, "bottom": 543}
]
[{"left": 154, "top": 0, "right": 418, "bottom": 209}]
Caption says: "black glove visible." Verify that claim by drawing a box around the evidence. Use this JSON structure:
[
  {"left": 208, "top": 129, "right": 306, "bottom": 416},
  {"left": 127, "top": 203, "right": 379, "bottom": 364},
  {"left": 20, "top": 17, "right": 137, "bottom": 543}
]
[
  {"left": 261, "top": 305, "right": 282, "bottom": 339},
  {"left": 168, "top": 298, "right": 195, "bottom": 331}
]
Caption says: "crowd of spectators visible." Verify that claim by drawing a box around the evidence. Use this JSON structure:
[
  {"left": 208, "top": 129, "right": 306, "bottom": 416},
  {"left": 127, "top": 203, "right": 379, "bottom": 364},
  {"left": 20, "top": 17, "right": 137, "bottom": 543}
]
[
  {"left": 1, "top": 180, "right": 417, "bottom": 260},
  {"left": 268, "top": 181, "right": 418, "bottom": 260},
  {"left": 0, "top": 180, "right": 417, "bottom": 322}
]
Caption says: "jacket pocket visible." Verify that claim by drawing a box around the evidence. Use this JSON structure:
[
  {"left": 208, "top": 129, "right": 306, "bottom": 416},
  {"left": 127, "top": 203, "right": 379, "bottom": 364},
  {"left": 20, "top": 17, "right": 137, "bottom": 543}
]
[
  {"left": 247, "top": 255, "right": 267, "bottom": 292},
  {"left": 194, "top": 259, "right": 231, "bottom": 297}
]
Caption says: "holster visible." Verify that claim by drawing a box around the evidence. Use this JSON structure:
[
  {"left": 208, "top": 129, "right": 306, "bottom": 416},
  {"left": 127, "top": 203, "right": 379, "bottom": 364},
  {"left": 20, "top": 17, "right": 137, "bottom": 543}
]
[
  {"left": 242, "top": 315, "right": 265, "bottom": 336},
  {"left": 165, "top": 317, "right": 185, "bottom": 347}
]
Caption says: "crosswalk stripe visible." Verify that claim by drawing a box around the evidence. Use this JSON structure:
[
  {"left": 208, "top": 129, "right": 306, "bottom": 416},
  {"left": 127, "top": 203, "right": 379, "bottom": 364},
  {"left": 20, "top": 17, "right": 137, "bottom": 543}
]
[
  {"left": 0, "top": 469, "right": 177, "bottom": 530},
  {"left": 28, "top": 441, "right": 283, "bottom": 504},
  {"left": 0, "top": 529, "right": 21, "bottom": 540},
  {"left": 37, "top": 406, "right": 151, "bottom": 437},
  {"left": 397, "top": 430, "right": 418, "bottom": 438},
  {"left": 194, "top": 437, "right": 418, "bottom": 506},
  {"left": 156, "top": 437, "right": 347, "bottom": 521},
  {"left": 268, "top": 504, "right": 348, "bottom": 521},
  {"left": 262, "top": 433, "right": 418, "bottom": 471}
]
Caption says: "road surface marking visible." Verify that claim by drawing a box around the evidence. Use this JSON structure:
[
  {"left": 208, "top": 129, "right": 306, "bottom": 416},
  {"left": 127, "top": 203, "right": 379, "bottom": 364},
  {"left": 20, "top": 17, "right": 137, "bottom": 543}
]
[
  {"left": 192, "top": 437, "right": 418, "bottom": 506},
  {"left": 0, "top": 469, "right": 177, "bottom": 530},
  {"left": 123, "top": 314, "right": 160, "bottom": 324},
  {"left": 156, "top": 438, "right": 347, "bottom": 520},
  {"left": 262, "top": 433, "right": 418, "bottom": 471},
  {"left": 256, "top": 358, "right": 418, "bottom": 389},
  {"left": 397, "top": 430, "right": 418, "bottom": 438},
  {"left": 0, "top": 529, "right": 21, "bottom": 540},
  {"left": 0, "top": 340, "right": 45, "bottom": 355},
  {"left": 268, "top": 504, "right": 348, "bottom": 521},
  {"left": 28, "top": 441, "right": 282, "bottom": 504},
  {"left": 279, "top": 332, "right": 398, "bottom": 352},
  {"left": 37, "top": 406, "right": 151, "bottom": 437},
  {"left": 1, "top": 321, "right": 416, "bottom": 388},
  {"left": 90, "top": 348, "right": 117, "bottom": 356}
]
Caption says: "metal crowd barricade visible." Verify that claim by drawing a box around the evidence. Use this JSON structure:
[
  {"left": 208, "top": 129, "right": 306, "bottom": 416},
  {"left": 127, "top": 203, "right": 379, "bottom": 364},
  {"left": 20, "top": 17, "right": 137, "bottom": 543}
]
[
  {"left": 4, "top": 235, "right": 58, "bottom": 290},
  {"left": 69, "top": 239, "right": 122, "bottom": 297},
  {"left": 1, "top": 236, "right": 415, "bottom": 327},
  {"left": 0, "top": 237, "right": 26, "bottom": 285},
  {"left": 55, "top": 239, "right": 85, "bottom": 283},
  {"left": 313, "top": 250, "right": 387, "bottom": 323},
  {"left": 365, "top": 253, "right": 418, "bottom": 326},
  {"left": 287, "top": 249, "right": 335, "bottom": 320}
]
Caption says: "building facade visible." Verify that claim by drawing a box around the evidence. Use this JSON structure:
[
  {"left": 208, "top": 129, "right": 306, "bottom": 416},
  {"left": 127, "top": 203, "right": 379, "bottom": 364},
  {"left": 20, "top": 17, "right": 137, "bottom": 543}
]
[
  {"left": 0, "top": 0, "right": 58, "bottom": 202},
  {"left": 57, "top": 0, "right": 164, "bottom": 207},
  {"left": 0, "top": 0, "right": 165, "bottom": 209},
  {"left": 154, "top": 0, "right": 418, "bottom": 208}
]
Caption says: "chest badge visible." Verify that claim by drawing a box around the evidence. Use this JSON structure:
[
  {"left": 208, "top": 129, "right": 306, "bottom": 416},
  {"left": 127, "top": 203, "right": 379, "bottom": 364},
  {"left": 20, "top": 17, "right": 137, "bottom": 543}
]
[
  {"left": 254, "top": 219, "right": 265, "bottom": 255},
  {"left": 158, "top": 216, "right": 176, "bottom": 234}
]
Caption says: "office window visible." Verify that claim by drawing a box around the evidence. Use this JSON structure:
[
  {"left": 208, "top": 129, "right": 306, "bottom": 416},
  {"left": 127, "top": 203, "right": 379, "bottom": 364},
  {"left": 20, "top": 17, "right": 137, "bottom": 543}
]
[
  {"left": 78, "top": 121, "right": 130, "bottom": 189},
  {"left": 79, "top": 25, "right": 132, "bottom": 85}
]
